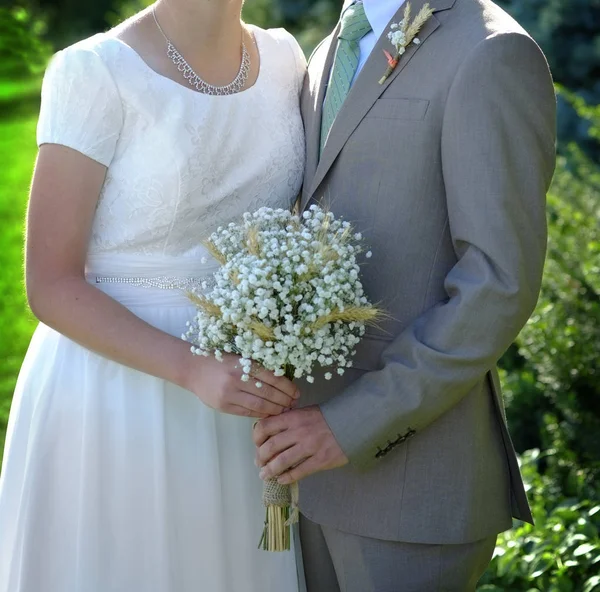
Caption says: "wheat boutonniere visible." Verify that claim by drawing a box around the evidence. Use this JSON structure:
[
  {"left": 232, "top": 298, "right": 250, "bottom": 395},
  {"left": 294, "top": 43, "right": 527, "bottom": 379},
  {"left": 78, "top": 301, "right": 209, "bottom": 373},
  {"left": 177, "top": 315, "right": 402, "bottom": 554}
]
[{"left": 379, "top": 2, "right": 434, "bottom": 85}]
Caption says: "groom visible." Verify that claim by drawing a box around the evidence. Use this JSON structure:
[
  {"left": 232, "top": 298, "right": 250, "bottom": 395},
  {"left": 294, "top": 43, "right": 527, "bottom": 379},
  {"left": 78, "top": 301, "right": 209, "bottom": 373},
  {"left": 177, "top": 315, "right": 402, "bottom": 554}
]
[{"left": 254, "top": 0, "right": 556, "bottom": 589}]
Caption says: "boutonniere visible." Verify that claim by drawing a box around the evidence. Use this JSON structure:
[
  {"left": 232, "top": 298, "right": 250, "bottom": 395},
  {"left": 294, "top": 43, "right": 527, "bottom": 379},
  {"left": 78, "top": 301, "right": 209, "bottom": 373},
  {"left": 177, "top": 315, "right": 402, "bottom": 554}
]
[{"left": 379, "top": 2, "right": 435, "bottom": 85}]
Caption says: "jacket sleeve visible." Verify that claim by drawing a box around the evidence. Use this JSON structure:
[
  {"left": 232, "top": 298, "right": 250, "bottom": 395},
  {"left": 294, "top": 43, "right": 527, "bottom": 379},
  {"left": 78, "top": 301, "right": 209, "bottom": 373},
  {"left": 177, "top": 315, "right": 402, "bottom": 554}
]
[{"left": 320, "top": 32, "right": 557, "bottom": 469}]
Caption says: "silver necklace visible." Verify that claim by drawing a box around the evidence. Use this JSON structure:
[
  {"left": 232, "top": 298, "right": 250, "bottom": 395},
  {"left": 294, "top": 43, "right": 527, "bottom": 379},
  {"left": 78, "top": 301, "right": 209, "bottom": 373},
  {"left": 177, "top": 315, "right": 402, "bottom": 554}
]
[{"left": 152, "top": 8, "right": 251, "bottom": 96}]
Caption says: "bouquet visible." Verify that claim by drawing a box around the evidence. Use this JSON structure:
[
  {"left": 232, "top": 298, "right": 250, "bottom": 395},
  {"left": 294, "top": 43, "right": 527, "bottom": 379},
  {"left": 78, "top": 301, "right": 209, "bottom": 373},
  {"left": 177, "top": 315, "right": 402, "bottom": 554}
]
[{"left": 184, "top": 205, "right": 381, "bottom": 551}]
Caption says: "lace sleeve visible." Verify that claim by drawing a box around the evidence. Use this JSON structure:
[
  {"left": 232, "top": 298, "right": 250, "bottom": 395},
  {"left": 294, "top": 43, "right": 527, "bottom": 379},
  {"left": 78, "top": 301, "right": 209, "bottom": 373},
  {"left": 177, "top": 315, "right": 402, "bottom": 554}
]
[{"left": 37, "top": 45, "right": 124, "bottom": 167}]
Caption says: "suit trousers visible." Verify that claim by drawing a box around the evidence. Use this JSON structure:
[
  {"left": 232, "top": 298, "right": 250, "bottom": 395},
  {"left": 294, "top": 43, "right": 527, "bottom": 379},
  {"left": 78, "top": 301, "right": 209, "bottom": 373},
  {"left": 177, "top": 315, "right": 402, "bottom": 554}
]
[{"left": 299, "top": 515, "right": 497, "bottom": 592}]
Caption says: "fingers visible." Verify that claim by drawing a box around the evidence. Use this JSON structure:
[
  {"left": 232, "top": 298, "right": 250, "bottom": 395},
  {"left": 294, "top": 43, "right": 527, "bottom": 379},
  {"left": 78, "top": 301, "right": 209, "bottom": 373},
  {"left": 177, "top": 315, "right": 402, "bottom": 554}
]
[
  {"left": 256, "top": 430, "right": 298, "bottom": 467},
  {"left": 259, "top": 445, "right": 308, "bottom": 481},
  {"left": 226, "top": 404, "right": 270, "bottom": 419},
  {"left": 222, "top": 355, "right": 300, "bottom": 403},
  {"left": 242, "top": 380, "right": 296, "bottom": 410},
  {"left": 252, "top": 366, "right": 300, "bottom": 400},
  {"left": 252, "top": 413, "right": 290, "bottom": 447},
  {"left": 276, "top": 456, "right": 322, "bottom": 485},
  {"left": 233, "top": 393, "right": 288, "bottom": 417}
]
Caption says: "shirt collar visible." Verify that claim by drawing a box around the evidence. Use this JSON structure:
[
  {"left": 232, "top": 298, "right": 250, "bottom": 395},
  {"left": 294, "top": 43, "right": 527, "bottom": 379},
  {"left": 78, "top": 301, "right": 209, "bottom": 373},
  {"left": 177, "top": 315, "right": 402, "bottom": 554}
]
[{"left": 341, "top": 0, "right": 407, "bottom": 40}]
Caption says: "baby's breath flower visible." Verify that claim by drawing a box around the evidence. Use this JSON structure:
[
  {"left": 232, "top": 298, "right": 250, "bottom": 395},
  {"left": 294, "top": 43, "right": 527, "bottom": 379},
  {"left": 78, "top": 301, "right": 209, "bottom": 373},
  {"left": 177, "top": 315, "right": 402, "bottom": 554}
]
[{"left": 184, "top": 207, "right": 379, "bottom": 383}]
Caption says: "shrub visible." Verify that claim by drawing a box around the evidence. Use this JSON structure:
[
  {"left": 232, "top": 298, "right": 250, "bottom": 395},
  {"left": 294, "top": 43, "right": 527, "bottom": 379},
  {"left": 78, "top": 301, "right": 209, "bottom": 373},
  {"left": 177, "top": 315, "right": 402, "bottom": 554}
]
[
  {"left": 0, "top": 6, "right": 52, "bottom": 80},
  {"left": 508, "top": 92, "right": 600, "bottom": 473},
  {"left": 479, "top": 448, "right": 600, "bottom": 591}
]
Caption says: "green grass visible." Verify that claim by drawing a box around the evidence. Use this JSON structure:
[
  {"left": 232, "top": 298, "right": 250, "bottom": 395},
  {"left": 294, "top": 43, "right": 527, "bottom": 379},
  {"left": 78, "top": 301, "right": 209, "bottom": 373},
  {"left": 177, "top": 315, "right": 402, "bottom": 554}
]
[{"left": 0, "top": 94, "right": 39, "bottom": 461}]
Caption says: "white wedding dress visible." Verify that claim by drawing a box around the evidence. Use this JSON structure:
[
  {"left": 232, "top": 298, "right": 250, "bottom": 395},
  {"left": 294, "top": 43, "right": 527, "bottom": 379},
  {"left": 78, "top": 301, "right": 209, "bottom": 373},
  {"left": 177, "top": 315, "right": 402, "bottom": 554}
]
[{"left": 0, "top": 26, "right": 306, "bottom": 592}]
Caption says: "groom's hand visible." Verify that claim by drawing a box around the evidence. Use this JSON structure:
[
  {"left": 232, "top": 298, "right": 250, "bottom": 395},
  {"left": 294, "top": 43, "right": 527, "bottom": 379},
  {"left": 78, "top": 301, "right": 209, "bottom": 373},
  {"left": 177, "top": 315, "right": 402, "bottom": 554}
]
[{"left": 253, "top": 406, "right": 349, "bottom": 484}]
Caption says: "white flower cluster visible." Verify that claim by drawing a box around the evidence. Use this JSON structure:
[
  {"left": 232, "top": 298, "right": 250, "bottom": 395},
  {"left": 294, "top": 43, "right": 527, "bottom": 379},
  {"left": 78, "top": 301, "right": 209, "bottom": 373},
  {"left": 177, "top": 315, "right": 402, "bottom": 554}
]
[
  {"left": 388, "top": 22, "right": 420, "bottom": 55},
  {"left": 184, "top": 206, "right": 376, "bottom": 384},
  {"left": 388, "top": 23, "right": 408, "bottom": 55}
]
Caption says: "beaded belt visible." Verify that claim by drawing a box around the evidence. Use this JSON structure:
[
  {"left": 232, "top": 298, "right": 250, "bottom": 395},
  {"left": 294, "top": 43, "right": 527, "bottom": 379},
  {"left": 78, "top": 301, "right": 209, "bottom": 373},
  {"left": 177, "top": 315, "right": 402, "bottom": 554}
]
[
  {"left": 94, "top": 275, "right": 209, "bottom": 292},
  {"left": 86, "top": 253, "right": 220, "bottom": 307}
]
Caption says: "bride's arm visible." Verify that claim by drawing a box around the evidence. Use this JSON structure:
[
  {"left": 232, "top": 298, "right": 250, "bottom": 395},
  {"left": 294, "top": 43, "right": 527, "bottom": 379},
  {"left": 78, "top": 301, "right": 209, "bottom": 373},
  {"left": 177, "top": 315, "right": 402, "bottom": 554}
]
[{"left": 25, "top": 144, "right": 298, "bottom": 417}]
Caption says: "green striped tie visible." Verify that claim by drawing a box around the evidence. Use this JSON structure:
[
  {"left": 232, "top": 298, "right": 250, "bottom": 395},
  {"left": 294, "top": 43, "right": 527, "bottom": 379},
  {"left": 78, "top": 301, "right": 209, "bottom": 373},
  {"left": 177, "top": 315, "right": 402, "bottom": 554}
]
[{"left": 321, "top": 2, "right": 372, "bottom": 153}]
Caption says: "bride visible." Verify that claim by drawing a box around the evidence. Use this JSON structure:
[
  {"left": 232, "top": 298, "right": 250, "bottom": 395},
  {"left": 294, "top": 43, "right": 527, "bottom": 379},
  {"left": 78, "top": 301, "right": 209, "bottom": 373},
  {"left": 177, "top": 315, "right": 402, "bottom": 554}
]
[{"left": 0, "top": 0, "right": 306, "bottom": 590}]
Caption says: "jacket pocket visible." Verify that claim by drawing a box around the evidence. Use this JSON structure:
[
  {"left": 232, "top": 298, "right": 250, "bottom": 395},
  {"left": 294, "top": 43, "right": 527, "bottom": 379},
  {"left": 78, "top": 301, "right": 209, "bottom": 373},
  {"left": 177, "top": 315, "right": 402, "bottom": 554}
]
[{"left": 364, "top": 98, "right": 430, "bottom": 121}]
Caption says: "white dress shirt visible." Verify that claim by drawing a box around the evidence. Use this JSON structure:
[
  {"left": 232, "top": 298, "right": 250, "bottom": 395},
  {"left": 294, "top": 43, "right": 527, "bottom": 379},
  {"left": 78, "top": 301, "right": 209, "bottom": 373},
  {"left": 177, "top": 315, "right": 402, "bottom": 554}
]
[{"left": 341, "top": 0, "right": 407, "bottom": 84}]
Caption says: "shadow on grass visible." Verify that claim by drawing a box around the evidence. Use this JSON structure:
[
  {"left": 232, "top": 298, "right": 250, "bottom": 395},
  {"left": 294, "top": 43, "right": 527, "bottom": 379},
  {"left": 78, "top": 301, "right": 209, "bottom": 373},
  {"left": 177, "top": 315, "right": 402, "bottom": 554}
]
[{"left": 0, "top": 93, "right": 41, "bottom": 121}]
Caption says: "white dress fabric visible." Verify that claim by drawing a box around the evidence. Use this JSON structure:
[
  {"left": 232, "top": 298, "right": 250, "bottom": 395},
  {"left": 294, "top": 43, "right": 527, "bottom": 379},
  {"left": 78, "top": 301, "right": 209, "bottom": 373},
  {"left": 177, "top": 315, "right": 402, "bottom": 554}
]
[{"left": 0, "top": 26, "right": 306, "bottom": 592}]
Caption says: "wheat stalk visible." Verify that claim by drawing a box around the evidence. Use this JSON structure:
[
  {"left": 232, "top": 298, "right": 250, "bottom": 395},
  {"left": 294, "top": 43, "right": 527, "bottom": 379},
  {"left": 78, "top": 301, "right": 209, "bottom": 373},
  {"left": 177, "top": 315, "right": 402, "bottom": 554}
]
[
  {"left": 245, "top": 226, "right": 261, "bottom": 256},
  {"left": 202, "top": 239, "right": 227, "bottom": 265},
  {"left": 401, "top": 3, "right": 411, "bottom": 35},
  {"left": 249, "top": 320, "right": 276, "bottom": 342},
  {"left": 406, "top": 4, "right": 434, "bottom": 42},
  {"left": 311, "top": 306, "right": 383, "bottom": 331},
  {"left": 188, "top": 293, "right": 222, "bottom": 317}
]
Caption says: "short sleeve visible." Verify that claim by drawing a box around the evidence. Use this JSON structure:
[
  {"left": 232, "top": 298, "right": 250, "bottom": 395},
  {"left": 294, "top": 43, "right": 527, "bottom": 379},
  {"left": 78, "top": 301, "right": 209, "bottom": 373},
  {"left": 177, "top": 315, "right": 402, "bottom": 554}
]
[
  {"left": 37, "top": 45, "right": 124, "bottom": 167},
  {"left": 271, "top": 28, "right": 307, "bottom": 96},
  {"left": 287, "top": 33, "right": 307, "bottom": 96}
]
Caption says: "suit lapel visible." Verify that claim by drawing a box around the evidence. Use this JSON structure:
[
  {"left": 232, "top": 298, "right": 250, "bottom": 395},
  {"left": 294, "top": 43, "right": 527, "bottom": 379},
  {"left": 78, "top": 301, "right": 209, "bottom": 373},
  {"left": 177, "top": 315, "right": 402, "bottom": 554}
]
[
  {"left": 303, "top": 0, "right": 456, "bottom": 209},
  {"left": 302, "top": 25, "right": 341, "bottom": 207}
]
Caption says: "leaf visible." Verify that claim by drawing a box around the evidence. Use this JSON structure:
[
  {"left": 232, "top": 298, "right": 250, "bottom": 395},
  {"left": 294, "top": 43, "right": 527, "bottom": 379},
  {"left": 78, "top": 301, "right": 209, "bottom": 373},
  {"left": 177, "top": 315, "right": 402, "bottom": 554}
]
[
  {"left": 574, "top": 543, "right": 598, "bottom": 557},
  {"left": 530, "top": 552, "right": 555, "bottom": 578},
  {"left": 583, "top": 575, "right": 600, "bottom": 592},
  {"left": 565, "top": 533, "right": 588, "bottom": 547}
]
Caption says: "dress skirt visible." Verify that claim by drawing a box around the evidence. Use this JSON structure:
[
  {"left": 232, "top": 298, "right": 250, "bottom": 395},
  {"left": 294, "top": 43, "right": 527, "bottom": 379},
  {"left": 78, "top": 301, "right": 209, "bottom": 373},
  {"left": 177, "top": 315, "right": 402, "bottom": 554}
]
[{"left": 0, "top": 255, "right": 300, "bottom": 592}]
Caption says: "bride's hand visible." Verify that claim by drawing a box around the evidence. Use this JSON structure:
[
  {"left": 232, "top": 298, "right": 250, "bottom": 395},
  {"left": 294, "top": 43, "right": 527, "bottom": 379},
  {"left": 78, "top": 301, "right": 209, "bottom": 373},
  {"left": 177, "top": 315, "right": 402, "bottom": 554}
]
[{"left": 186, "top": 354, "right": 300, "bottom": 418}]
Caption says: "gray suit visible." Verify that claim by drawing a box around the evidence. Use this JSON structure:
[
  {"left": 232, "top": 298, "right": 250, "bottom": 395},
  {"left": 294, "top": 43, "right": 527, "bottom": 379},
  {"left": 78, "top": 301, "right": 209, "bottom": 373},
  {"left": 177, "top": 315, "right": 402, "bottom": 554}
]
[{"left": 297, "top": 0, "right": 556, "bottom": 588}]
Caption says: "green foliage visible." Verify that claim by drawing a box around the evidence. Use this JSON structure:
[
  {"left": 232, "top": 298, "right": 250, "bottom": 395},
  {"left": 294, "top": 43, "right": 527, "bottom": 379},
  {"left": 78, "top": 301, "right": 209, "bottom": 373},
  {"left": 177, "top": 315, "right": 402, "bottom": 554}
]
[
  {"left": 479, "top": 449, "right": 600, "bottom": 591},
  {"left": 31, "top": 0, "right": 115, "bottom": 46},
  {"left": 495, "top": 0, "right": 600, "bottom": 156},
  {"left": 271, "top": 0, "right": 339, "bottom": 54},
  {"left": 490, "top": 90, "right": 600, "bottom": 587},
  {"left": 105, "top": 0, "right": 149, "bottom": 26},
  {"left": 497, "top": 0, "right": 600, "bottom": 97},
  {"left": 509, "top": 92, "right": 600, "bottom": 472},
  {"left": 0, "top": 6, "right": 52, "bottom": 79}
]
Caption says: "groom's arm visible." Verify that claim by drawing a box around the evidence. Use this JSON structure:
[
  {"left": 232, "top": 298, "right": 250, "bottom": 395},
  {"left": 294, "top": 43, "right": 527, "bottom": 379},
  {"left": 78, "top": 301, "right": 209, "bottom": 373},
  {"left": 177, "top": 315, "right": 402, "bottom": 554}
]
[{"left": 319, "top": 31, "right": 557, "bottom": 469}]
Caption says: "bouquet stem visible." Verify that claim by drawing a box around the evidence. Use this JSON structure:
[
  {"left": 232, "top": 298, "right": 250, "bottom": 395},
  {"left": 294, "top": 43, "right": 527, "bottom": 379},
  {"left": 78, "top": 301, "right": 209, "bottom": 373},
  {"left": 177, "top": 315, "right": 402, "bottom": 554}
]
[
  {"left": 258, "top": 365, "right": 300, "bottom": 551},
  {"left": 258, "top": 479, "right": 299, "bottom": 551}
]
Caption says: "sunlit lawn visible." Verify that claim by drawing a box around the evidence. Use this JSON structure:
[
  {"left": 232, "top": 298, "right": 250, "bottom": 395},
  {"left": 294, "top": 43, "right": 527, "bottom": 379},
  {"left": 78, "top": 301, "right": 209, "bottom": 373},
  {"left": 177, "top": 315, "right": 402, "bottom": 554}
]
[{"left": 0, "top": 83, "right": 39, "bottom": 462}]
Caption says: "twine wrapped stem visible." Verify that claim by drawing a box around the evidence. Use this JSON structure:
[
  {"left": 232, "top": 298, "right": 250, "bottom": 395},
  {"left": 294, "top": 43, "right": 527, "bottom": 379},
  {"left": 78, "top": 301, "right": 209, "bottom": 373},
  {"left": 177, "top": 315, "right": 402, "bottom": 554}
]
[{"left": 258, "top": 365, "right": 299, "bottom": 552}]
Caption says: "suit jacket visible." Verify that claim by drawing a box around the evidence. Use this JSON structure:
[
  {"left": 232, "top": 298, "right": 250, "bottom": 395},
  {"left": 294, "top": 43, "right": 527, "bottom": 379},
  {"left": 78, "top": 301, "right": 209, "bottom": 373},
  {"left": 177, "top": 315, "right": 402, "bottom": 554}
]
[{"left": 297, "top": 0, "right": 556, "bottom": 544}]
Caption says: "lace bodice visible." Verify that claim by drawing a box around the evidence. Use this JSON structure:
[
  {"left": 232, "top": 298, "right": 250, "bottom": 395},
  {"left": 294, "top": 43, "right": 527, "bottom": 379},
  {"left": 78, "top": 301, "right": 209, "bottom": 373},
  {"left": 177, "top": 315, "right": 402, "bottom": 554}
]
[{"left": 37, "top": 26, "right": 306, "bottom": 258}]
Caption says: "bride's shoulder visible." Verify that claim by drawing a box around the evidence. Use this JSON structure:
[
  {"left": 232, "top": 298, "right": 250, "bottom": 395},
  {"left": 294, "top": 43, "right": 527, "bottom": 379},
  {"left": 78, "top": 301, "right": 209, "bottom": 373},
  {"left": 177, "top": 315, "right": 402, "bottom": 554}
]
[
  {"left": 37, "top": 33, "right": 126, "bottom": 167},
  {"left": 251, "top": 26, "right": 306, "bottom": 90},
  {"left": 43, "top": 33, "right": 126, "bottom": 87},
  {"left": 253, "top": 26, "right": 306, "bottom": 71},
  {"left": 53, "top": 32, "right": 122, "bottom": 61}
]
